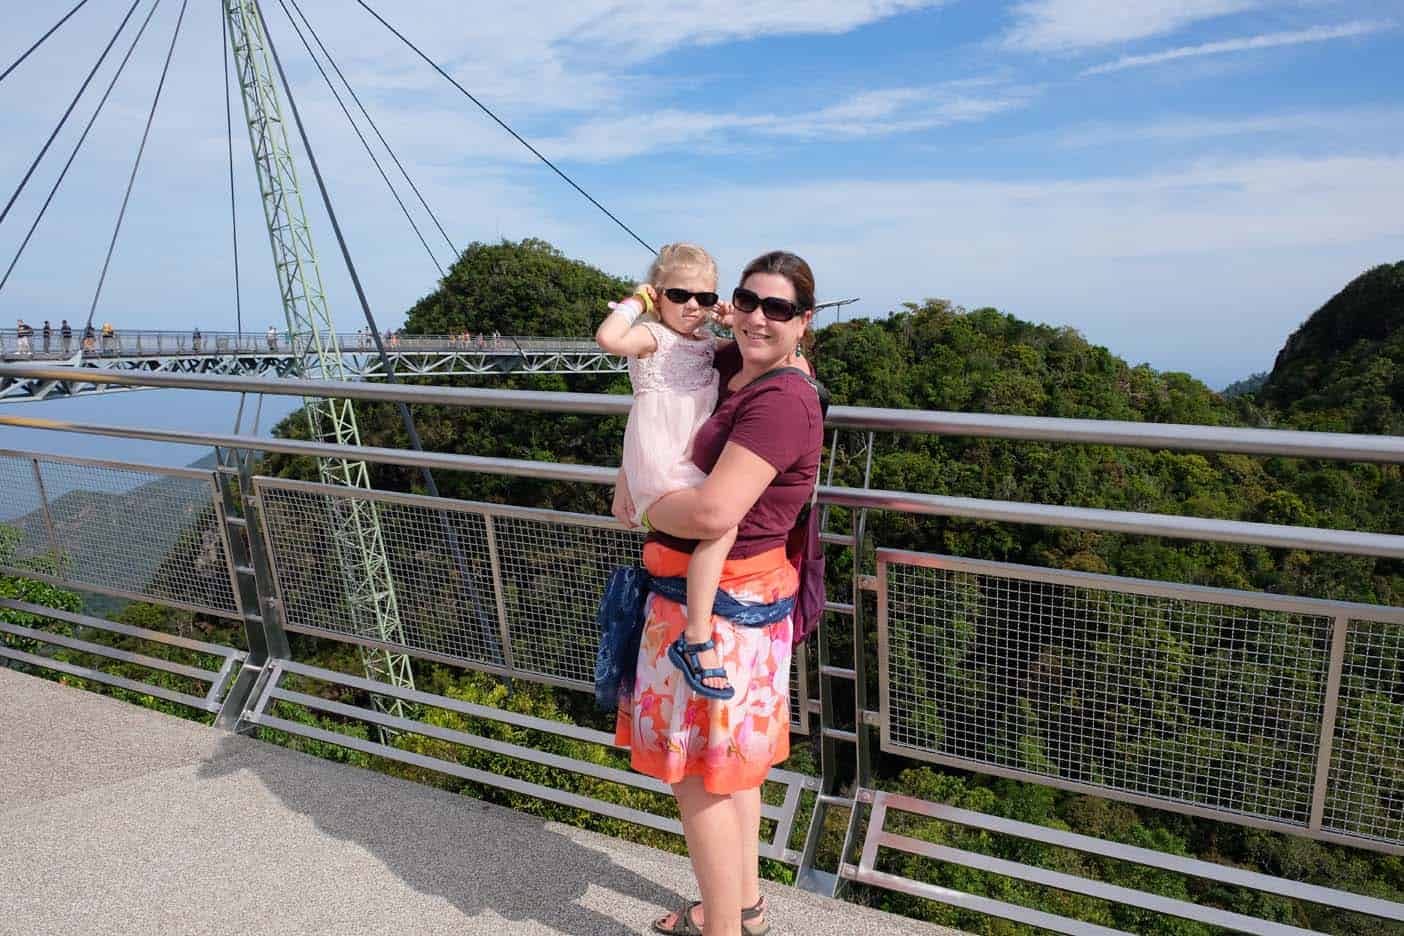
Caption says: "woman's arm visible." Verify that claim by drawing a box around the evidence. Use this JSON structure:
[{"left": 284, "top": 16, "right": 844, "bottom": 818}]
[{"left": 646, "top": 442, "right": 778, "bottom": 540}]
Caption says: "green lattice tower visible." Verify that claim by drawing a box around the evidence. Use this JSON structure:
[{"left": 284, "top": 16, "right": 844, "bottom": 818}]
[{"left": 224, "top": 0, "right": 415, "bottom": 716}]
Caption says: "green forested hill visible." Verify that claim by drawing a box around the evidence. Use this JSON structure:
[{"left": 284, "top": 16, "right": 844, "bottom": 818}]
[
  {"left": 402, "top": 237, "right": 633, "bottom": 337},
  {"left": 1259, "top": 261, "right": 1404, "bottom": 434}
]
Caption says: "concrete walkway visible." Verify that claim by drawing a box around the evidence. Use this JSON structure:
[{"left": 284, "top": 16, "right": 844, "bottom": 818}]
[{"left": 0, "top": 667, "right": 961, "bottom": 936}]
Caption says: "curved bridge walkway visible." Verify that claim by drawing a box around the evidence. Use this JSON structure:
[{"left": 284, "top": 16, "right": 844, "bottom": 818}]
[
  {"left": 0, "top": 666, "right": 957, "bottom": 936},
  {"left": 0, "top": 331, "right": 624, "bottom": 404}
]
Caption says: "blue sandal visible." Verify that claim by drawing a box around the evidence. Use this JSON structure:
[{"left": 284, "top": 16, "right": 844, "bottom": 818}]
[{"left": 667, "top": 635, "right": 735, "bottom": 700}]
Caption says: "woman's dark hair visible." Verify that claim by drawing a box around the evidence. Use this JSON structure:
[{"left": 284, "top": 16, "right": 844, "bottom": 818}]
[
  {"left": 740, "top": 250, "right": 816, "bottom": 358},
  {"left": 740, "top": 251, "right": 815, "bottom": 311}
]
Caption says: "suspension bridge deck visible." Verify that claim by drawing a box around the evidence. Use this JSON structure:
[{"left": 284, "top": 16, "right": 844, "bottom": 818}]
[
  {"left": 0, "top": 666, "right": 958, "bottom": 936},
  {"left": 0, "top": 334, "right": 625, "bottom": 403}
]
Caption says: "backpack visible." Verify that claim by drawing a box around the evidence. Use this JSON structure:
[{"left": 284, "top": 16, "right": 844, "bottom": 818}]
[{"left": 742, "top": 366, "right": 830, "bottom": 645}]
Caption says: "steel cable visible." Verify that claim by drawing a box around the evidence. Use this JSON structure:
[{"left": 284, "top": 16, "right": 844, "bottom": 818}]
[
  {"left": 0, "top": 0, "right": 164, "bottom": 296},
  {"left": 83, "top": 0, "right": 191, "bottom": 338},
  {"left": 0, "top": 0, "right": 97, "bottom": 86},
  {"left": 274, "top": 0, "right": 444, "bottom": 277},
  {"left": 286, "top": 0, "right": 457, "bottom": 259},
  {"left": 0, "top": 0, "right": 145, "bottom": 230},
  {"left": 352, "top": 0, "right": 655, "bottom": 256}
]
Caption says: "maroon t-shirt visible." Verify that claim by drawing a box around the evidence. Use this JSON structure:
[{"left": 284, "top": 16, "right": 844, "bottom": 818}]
[{"left": 651, "top": 343, "right": 824, "bottom": 558}]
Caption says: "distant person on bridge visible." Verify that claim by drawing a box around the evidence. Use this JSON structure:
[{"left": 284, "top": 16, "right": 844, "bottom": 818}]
[
  {"left": 100, "top": 321, "right": 115, "bottom": 354},
  {"left": 42, "top": 321, "right": 52, "bottom": 354},
  {"left": 266, "top": 325, "right": 278, "bottom": 351},
  {"left": 15, "top": 319, "right": 33, "bottom": 355},
  {"left": 605, "top": 248, "right": 825, "bottom": 936},
  {"left": 82, "top": 324, "right": 95, "bottom": 352},
  {"left": 192, "top": 327, "right": 202, "bottom": 352},
  {"left": 60, "top": 320, "right": 72, "bottom": 354}
]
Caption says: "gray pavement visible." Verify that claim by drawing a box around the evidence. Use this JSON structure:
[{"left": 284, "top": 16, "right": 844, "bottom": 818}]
[{"left": 0, "top": 667, "right": 961, "bottom": 936}]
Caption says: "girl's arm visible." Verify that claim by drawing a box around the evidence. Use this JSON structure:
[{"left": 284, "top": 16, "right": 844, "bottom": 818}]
[
  {"left": 646, "top": 442, "right": 777, "bottom": 540},
  {"left": 595, "top": 299, "right": 658, "bottom": 357}
]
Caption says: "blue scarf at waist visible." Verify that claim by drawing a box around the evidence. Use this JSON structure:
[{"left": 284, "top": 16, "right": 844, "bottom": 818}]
[{"left": 593, "top": 568, "right": 795, "bottom": 712}]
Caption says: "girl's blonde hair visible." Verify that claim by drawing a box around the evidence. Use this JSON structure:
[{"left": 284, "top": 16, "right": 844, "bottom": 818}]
[
  {"left": 637, "top": 241, "right": 724, "bottom": 322},
  {"left": 633, "top": 243, "right": 718, "bottom": 322},
  {"left": 648, "top": 242, "right": 717, "bottom": 286}
]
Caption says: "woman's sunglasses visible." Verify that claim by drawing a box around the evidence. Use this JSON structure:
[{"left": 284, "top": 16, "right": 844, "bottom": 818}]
[
  {"left": 731, "top": 287, "right": 803, "bottom": 322},
  {"left": 662, "top": 288, "right": 719, "bottom": 308}
]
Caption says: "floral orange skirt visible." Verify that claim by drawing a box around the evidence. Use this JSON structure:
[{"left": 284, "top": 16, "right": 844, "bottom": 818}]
[{"left": 614, "top": 542, "right": 796, "bottom": 795}]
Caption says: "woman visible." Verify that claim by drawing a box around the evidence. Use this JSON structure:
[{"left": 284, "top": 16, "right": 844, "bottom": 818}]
[{"left": 612, "top": 251, "right": 825, "bottom": 936}]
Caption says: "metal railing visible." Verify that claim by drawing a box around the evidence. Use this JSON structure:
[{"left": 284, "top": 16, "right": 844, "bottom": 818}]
[{"left": 0, "top": 361, "right": 1402, "bottom": 934}]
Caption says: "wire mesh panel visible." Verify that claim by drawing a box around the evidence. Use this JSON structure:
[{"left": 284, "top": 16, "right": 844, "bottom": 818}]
[
  {"left": 255, "top": 481, "right": 505, "bottom": 669},
  {"left": 492, "top": 514, "right": 644, "bottom": 687},
  {"left": 0, "top": 453, "right": 57, "bottom": 573},
  {"left": 10, "top": 453, "right": 240, "bottom": 617},
  {"left": 879, "top": 551, "right": 1337, "bottom": 827},
  {"left": 1324, "top": 619, "right": 1404, "bottom": 846}
]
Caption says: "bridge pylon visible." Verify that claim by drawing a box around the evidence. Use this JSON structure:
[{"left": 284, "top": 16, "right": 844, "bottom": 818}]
[{"left": 223, "top": 0, "right": 414, "bottom": 724}]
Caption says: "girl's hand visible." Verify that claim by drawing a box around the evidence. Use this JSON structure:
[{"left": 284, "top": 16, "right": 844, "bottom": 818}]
[
  {"left": 612, "top": 480, "right": 638, "bottom": 529},
  {"left": 711, "top": 301, "right": 735, "bottom": 330}
]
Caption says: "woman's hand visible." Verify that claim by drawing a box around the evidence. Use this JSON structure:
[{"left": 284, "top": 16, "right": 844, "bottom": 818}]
[{"left": 612, "top": 471, "right": 638, "bottom": 528}]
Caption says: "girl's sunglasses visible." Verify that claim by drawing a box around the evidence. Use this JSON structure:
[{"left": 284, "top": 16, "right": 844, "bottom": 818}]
[
  {"left": 662, "top": 287, "right": 719, "bottom": 308},
  {"left": 732, "top": 287, "right": 803, "bottom": 322}
]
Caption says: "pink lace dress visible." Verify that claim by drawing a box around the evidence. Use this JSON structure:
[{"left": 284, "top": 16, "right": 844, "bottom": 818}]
[{"left": 622, "top": 321, "right": 718, "bottom": 524}]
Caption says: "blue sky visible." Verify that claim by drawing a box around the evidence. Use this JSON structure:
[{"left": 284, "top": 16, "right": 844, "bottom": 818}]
[{"left": 2, "top": 0, "right": 1402, "bottom": 435}]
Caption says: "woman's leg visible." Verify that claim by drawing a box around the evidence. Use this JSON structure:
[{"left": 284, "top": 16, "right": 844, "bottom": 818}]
[
  {"left": 658, "top": 775, "right": 744, "bottom": 936},
  {"left": 733, "top": 785, "right": 763, "bottom": 917},
  {"left": 683, "top": 527, "right": 738, "bottom": 691}
]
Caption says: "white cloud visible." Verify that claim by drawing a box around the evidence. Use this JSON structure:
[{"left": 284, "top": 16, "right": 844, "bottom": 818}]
[
  {"left": 1053, "top": 108, "right": 1404, "bottom": 148},
  {"left": 1083, "top": 19, "right": 1394, "bottom": 74},
  {"left": 532, "top": 80, "right": 1039, "bottom": 162},
  {"left": 1004, "top": 0, "right": 1269, "bottom": 51},
  {"left": 260, "top": 0, "right": 950, "bottom": 115},
  {"left": 567, "top": 1, "right": 950, "bottom": 60}
]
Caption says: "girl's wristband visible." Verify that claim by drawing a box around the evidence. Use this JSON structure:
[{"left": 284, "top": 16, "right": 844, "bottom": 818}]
[{"left": 607, "top": 298, "right": 642, "bottom": 321}]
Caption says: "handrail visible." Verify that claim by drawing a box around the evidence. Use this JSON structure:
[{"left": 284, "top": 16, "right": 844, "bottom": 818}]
[
  {"left": 3, "top": 413, "right": 1403, "bottom": 559},
  {"left": 2, "top": 362, "right": 1402, "bottom": 463}
]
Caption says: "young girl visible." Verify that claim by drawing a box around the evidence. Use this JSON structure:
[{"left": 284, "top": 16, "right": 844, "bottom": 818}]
[{"left": 595, "top": 243, "right": 738, "bottom": 699}]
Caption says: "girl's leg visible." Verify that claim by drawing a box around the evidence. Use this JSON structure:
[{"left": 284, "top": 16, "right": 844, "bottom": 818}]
[
  {"left": 658, "top": 775, "right": 744, "bottom": 936},
  {"left": 684, "top": 527, "right": 738, "bottom": 691}
]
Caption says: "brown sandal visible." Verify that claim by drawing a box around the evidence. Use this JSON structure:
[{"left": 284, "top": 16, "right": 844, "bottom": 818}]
[
  {"left": 652, "top": 901, "right": 703, "bottom": 935},
  {"left": 743, "top": 895, "right": 771, "bottom": 936},
  {"left": 651, "top": 897, "right": 769, "bottom": 936}
]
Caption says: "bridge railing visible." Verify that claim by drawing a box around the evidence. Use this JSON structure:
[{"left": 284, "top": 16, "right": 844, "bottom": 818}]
[
  {"left": 0, "top": 363, "right": 1402, "bottom": 933},
  {"left": 0, "top": 327, "right": 610, "bottom": 360}
]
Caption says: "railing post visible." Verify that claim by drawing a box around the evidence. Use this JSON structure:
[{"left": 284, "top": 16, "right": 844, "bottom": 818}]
[
  {"left": 1309, "top": 614, "right": 1350, "bottom": 832},
  {"left": 482, "top": 514, "right": 516, "bottom": 673},
  {"left": 797, "top": 429, "right": 877, "bottom": 896},
  {"left": 212, "top": 454, "right": 292, "bottom": 731},
  {"left": 29, "top": 457, "right": 63, "bottom": 573}
]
